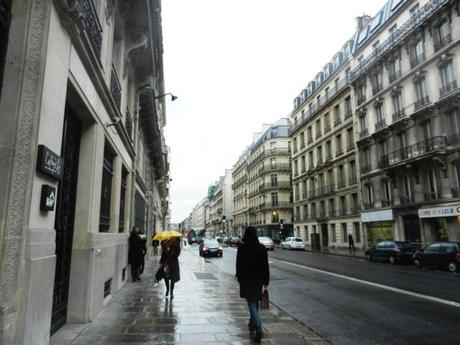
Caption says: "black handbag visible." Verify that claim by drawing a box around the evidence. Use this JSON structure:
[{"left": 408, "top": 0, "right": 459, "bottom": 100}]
[
  {"left": 155, "top": 266, "right": 164, "bottom": 281},
  {"left": 260, "top": 289, "right": 269, "bottom": 309}
]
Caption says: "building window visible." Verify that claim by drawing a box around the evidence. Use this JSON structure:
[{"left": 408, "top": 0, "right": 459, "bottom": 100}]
[
  {"left": 0, "top": 0, "right": 12, "bottom": 96},
  {"left": 331, "top": 224, "right": 337, "bottom": 242},
  {"left": 329, "top": 198, "right": 335, "bottom": 216},
  {"left": 326, "top": 141, "right": 332, "bottom": 161},
  {"left": 300, "top": 132, "right": 305, "bottom": 148},
  {"left": 414, "top": 77, "right": 428, "bottom": 107},
  {"left": 307, "top": 126, "right": 313, "bottom": 143},
  {"left": 403, "top": 175, "right": 413, "bottom": 202},
  {"left": 334, "top": 105, "right": 341, "bottom": 125},
  {"left": 341, "top": 223, "right": 348, "bottom": 243},
  {"left": 336, "top": 134, "right": 343, "bottom": 155},
  {"left": 119, "top": 170, "right": 127, "bottom": 233},
  {"left": 411, "top": 39, "right": 425, "bottom": 68},
  {"left": 317, "top": 146, "right": 323, "bottom": 164},
  {"left": 301, "top": 155, "right": 306, "bottom": 172},
  {"left": 371, "top": 70, "right": 383, "bottom": 95},
  {"left": 365, "top": 183, "right": 374, "bottom": 208},
  {"left": 434, "top": 20, "right": 451, "bottom": 51},
  {"left": 271, "top": 211, "right": 279, "bottom": 223},
  {"left": 425, "top": 169, "right": 439, "bottom": 200},
  {"left": 324, "top": 113, "right": 331, "bottom": 132},
  {"left": 439, "top": 61, "right": 456, "bottom": 96},
  {"left": 345, "top": 96, "right": 352, "bottom": 117},
  {"left": 270, "top": 174, "right": 278, "bottom": 187},
  {"left": 389, "top": 57, "right": 401, "bottom": 82},
  {"left": 375, "top": 103, "right": 385, "bottom": 129},
  {"left": 382, "top": 179, "right": 392, "bottom": 205},
  {"left": 337, "top": 165, "right": 345, "bottom": 188},
  {"left": 392, "top": 91, "right": 404, "bottom": 119},
  {"left": 99, "top": 149, "right": 114, "bottom": 232},
  {"left": 316, "top": 120, "right": 322, "bottom": 138},
  {"left": 359, "top": 115, "right": 368, "bottom": 136},
  {"left": 397, "top": 131, "right": 407, "bottom": 149},
  {"left": 271, "top": 192, "right": 278, "bottom": 206},
  {"left": 421, "top": 120, "right": 432, "bottom": 141},
  {"left": 354, "top": 222, "right": 361, "bottom": 243}
]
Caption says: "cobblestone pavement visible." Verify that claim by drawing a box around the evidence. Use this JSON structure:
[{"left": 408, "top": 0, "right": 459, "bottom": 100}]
[{"left": 51, "top": 247, "right": 331, "bottom": 345}]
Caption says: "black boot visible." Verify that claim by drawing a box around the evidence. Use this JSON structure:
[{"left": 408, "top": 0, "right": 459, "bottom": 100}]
[{"left": 254, "top": 329, "right": 263, "bottom": 343}]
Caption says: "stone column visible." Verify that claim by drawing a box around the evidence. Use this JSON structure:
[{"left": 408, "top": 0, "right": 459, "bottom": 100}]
[{"left": 0, "top": 1, "right": 52, "bottom": 344}]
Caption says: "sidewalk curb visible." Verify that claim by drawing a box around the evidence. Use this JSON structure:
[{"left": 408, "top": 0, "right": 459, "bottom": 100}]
[{"left": 303, "top": 248, "right": 367, "bottom": 260}]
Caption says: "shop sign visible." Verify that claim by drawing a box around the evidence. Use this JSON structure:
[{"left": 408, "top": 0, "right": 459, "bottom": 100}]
[
  {"left": 36, "top": 145, "right": 64, "bottom": 180},
  {"left": 361, "top": 209, "right": 394, "bottom": 222},
  {"left": 418, "top": 206, "right": 460, "bottom": 218},
  {"left": 40, "top": 184, "right": 56, "bottom": 211}
]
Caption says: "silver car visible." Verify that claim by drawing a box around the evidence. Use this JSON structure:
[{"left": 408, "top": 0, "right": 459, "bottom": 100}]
[
  {"left": 281, "top": 237, "right": 305, "bottom": 250},
  {"left": 258, "top": 236, "right": 274, "bottom": 250}
]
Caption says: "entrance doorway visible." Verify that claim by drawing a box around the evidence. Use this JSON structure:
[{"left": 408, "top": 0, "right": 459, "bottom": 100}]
[
  {"left": 321, "top": 224, "right": 329, "bottom": 247},
  {"left": 403, "top": 214, "right": 421, "bottom": 244},
  {"left": 51, "top": 105, "right": 81, "bottom": 335}
]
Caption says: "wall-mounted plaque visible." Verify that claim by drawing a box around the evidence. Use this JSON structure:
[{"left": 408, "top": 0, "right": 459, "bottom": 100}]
[
  {"left": 36, "top": 145, "right": 64, "bottom": 180},
  {"left": 40, "top": 184, "right": 56, "bottom": 211}
]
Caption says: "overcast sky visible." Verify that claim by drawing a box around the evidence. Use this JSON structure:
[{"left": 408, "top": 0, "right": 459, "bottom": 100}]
[{"left": 162, "top": 0, "right": 388, "bottom": 223}]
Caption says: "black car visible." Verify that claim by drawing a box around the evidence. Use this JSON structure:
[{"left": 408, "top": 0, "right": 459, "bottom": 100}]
[
  {"left": 413, "top": 242, "right": 460, "bottom": 273},
  {"left": 199, "top": 239, "right": 223, "bottom": 257},
  {"left": 365, "top": 240, "right": 415, "bottom": 264}
]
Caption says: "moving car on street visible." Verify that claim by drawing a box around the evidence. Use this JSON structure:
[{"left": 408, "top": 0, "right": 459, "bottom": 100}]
[
  {"left": 199, "top": 239, "right": 223, "bottom": 257},
  {"left": 413, "top": 241, "right": 460, "bottom": 273},
  {"left": 258, "top": 236, "right": 274, "bottom": 250},
  {"left": 280, "top": 237, "right": 304, "bottom": 250},
  {"left": 365, "top": 240, "right": 415, "bottom": 264},
  {"left": 228, "top": 236, "right": 242, "bottom": 247}
]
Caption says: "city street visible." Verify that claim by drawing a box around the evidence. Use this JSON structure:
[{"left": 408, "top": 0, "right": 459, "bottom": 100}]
[{"left": 198, "top": 244, "right": 460, "bottom": 345}]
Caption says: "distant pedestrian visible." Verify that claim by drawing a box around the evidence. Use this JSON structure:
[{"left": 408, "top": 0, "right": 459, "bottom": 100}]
[
  {"left": 152, "top": 239, "right": 159, "bottom": 256},
  {"left": 160, "top": 238, "right": 181, "bottom": 299},
  {"left": 139, "top": 231, "right": 147, "bottom": 275},
  {"left": 236, "top": 227, "right": 269, "bottom": 343},
  {"left": 128, "top": 226, "right": 146, "bottom": 282},
  {"left": 348, "top": 234, "right": 355, "bottom": 251}
]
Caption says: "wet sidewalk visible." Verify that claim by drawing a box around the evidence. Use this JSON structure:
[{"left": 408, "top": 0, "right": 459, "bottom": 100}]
[
  {"left": 303, "top": 245, "right": 366, "bottom": 259},
  {"left": 51, "top": 247, "right": 330, "bottom": 345}
]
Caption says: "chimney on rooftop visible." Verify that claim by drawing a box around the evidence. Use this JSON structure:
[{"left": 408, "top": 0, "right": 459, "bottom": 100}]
[{"left": 356, "top": 14, "right": 371, "bottom": 32}]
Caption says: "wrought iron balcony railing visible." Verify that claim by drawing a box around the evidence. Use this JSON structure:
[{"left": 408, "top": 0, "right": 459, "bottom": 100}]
[
  {"left": 434, "top": 33, "right": 452, "bottom": 52},
  {"left": 125, "top": 109, "right": 133, "bottom": 140},
  {"left": 359, "top": 128, "right": 369, "bottom": 139},
  {"left": 414, "top": 95, "right": 430, "bottom": 111},
  {"left": 410, "top": 52, "right": 425, "bottom": 68},
  {"left": 392, "top": 109, "right": 406, "bottom": 123},
  {"left": 350, "top": 0, "right": 449, "bottom": 81},
  {"left": 350, "top": 206, "right": 360, "bottom": 214},
  {"left": 424, "top": 192, "right": 442, "bottom": 201},
  {"left": 324, "top": 125, "right": 331, "bottom": 133},
  {"left": 388, "top": 70, "right": 402, "bottom": 83},
  {"left": 381, "top": 199, "right": 392, "bottom": 207},
  {"left": 361, "top": 164, "right": 372, "bottom": 174},
  {"left": 439, "top": 80, "right": 458, "bottom": 97},
  {"left": 349, "top": 176, "right": 358, "bottom": 185},
  {"left": 81, "top": 0, "right": 103, "bottom": 58},
  {"left": 400, "top": 195, "right": 415, "bottom": 205},
  {"left": 375, "top": 119, "right": 387, "bottom": 131},
  {"left": 337, "top": 179, "right": 346, "bottom": 189},
  {"left": 334, "top": 118, "right": 342, "bottom": 126},
  {"left": 380, "top": 136, "right": 446, "bottom": 168},
  {"left": 110, "top": 65, "right": 122, "bottom": 110}
]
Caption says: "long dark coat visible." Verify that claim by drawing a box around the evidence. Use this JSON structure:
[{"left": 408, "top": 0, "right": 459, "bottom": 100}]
[
  {"left": 236, "top": 239, "right": 270, "bottom": 301},
  {"left": 128, "top": 233, "right": 146, "bottom": 265},
  {"left": 160, "top": 243, "right": 181, "bottom": 283}
]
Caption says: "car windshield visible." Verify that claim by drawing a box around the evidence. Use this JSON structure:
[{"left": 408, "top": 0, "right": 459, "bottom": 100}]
[
  {"left": 294, "top": 238, "right": 303, "bottom": 242},
  {"left": 205, "top": 240, "right": 219, "bottom": 246},
  {"left": 395, "top": 241, "right": 413, "bottom": 248}
]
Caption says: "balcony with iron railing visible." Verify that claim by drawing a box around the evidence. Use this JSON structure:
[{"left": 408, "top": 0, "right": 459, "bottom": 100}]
[
  {"left": 325, "top": 153, "right": 333, "bottom": 162},
  {"left": 259, "top": 181, "right": 292, "bottom": 191},
  {"left": 400, "top": 195, "right": 415, "bottom": 205},
  {"left": 363, "top": 202, "right": 375, "bottom": 210},
  {"left": 375, "top": 119, "right": 387, "bottom": 132},
  {"left": 434, "top": 33, "right": 452, "bottom": 52},
  {"left": 318, "top": 211, "right": 327, "bottom": 219},
  {"left": 232, "top": 174, "right": 248, "bottom": 189},
  {"left": 324, "top": 124, "right": 331, "bottom": 133},
  {"left": 379, "top": 136, "right": 447, "bottom": 169},
  {"left": 350, "top": 0, "right": 449, "bottom": 81},
  {"left": 359, "top": 128, "right": 369, "bottom": 139},
  {"left": 316, "top": 131, "right": 322, "bottom": 139},
  {"left": 110, "top": 65, "right": 122, "bottom": 110},
  {"left": 414, "top": 95, "right": 430, "bottom": 111},
  {"left": 440, "top": 80, "right": 458, "bottom": 97},
  {"left": 334, "top": 117, "right": 342, "bottom": 126},
  {"left": 381, "top": 199, "right": 392, "bottom": 207},
  {"left": 392, "top": 109, "right": 406, "bottom": 123},
  {"left": 424, "top": 191, "right": 442, "bottom": 201},
  {"left": 337, "top": 179, "right": 346, "bottom": 189},
  {"left": 410, "top": 52, "right": 425, "bottom": 68},
  {"left": 317, "top": 184, "right": 335, "bottom": 196},
  {"left": 388, "top": 69, "right": 402, "bottom": 83},
  {"left": 350, "top": 206, "right": 360, "bottom": 214},
  {"left": 259, "top": 202, "right": 294, "bottom": 210},
  {"left": 338, "top": 207, "right": 347, "bottom": 216},
  {"left": 260, "top": 163, "right": 291, "bottom": 174},
  {"left": 125, "top": 109, "right": 133, "bottom": 140},
  {"left": 349, "top": 176, "right": 358, "bottom": 185},
  {"left": 361, "top": 164, "right": 372, "bottom": 174}
]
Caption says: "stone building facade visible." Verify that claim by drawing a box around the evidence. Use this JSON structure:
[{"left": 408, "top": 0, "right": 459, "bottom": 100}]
[
  {"left": 0, "top": 1, "right": 170, "bottom": 343},
  {"left": 206, "top": 169, "right": 233, "bottom": 237},
  {"left": 232, "top": 149, "right": 250, "bottom": 237},
  {"left": 246, "top": 119, "right": 293, "bottom": 241},
  {"left": 350, "top": 0, "right": 460, "bottom": 246}
]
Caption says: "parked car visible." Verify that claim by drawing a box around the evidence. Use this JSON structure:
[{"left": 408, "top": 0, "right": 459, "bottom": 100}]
[
  {"left": 199, "top": 239, "right": 223, "bottom": 257},
  {"left": 258, "top": 236, "right": 274, "bottom": 251},
  {"left": 228, "top": 236, "right": 242, "bottom": 247},
  {"left": 365, "top": 241, "right": 415, "bottom": 264},
  {"left": 413, "top": 242, "right": 460, "bottom": 273},
  {"left": 280, "top": 237, "right": 304, "bottom": 250}
]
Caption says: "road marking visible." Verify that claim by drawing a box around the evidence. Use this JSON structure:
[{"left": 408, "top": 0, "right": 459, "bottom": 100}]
[{"left": 270, "top": 257, "right": 460, "bottom": 309}]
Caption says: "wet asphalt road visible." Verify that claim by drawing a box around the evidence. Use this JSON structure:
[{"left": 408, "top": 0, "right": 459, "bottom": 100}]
[{"left": 192, "top": 244, "right": 460, "bottom": 345}]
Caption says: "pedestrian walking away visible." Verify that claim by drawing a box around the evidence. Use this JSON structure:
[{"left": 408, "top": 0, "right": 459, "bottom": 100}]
[
  {"left": 159, "top": 238, "right": 181, "bottom": 299},
  {"left": 128, "top": 226, "right": 146, "bottom": 282},
  {"left": 236, "top": 226, "right": 270, "bottom": 343},
  {"left": 139, "top": 230, "right": 148, "bottom": 275},
  {"left": 348, "top": 233, "right": 355, "bottom": 251},
  {"left": 152, "top": 238, "right": 159, "bottom": 256}
]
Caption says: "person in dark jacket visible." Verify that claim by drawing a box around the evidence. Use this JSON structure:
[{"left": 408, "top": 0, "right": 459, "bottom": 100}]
[
  {"left": 159, "top": 238, "right": 181, "bottom": 299},
  {"left": 129, "top": 226, "right": 146, "bottom": 282},
  {"left": 348, "top": 234, "right": 355, "bottom": 251},
  {"left": 236, "top": 227, "right": 270, "bottom": 343}
]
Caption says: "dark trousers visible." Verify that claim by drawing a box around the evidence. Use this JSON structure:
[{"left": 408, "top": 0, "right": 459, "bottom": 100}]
[
  {"left": 164, "top": 278, "right": 175, "bottom": 295},
  {"left": 131, "top": 263, "right": 141, "bottom": 281}
]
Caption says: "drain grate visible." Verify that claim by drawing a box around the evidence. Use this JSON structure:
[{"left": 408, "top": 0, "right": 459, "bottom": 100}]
[{"left": 194, "top": 272, "right": 217, "bottom": 280}]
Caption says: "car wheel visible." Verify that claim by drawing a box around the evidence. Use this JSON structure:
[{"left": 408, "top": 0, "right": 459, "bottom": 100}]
[
  {"left": 389, "top": 256, "right": 396, "bottom": 265},
  {"left": 366, "top": 254, "right": 372, "bottom": 261},
  {"left": 448, "top": 261, "right": 457, "bottom": 273},
  {"left": 414, "top": 259, "right": 421, "bottom": 268}
]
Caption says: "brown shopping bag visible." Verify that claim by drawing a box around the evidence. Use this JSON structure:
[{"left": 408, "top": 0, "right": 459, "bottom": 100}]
[{"left": 260, "top": 289, "right": 269, "bottom": 309}]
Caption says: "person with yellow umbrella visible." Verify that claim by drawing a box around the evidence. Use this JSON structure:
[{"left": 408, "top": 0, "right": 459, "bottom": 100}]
[{"left": 152, "top": 230, "right": 182, "bottom": 298}]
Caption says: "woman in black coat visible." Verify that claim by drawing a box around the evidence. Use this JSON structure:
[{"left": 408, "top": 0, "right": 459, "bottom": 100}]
[
  {"left": 159, "top": 238, "right": 181, "bottom": 299},
  {"left": 236, "top": 227, "right": 269, "bottom": 343},
  {"left": 128, "top": 226, "right": 146, "bottom": 282}
]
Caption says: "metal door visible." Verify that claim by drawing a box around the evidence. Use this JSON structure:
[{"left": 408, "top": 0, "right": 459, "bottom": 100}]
[
  {"left": 51, "top": 106, "right": 81, "bottom": 335},
  {"left": 321, "top": 224, "right": 328, "bottom": 247}
]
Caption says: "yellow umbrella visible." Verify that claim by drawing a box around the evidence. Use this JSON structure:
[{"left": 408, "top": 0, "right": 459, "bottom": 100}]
[{"left": 152, "top": 230, "right": 182, "bottom": 241}]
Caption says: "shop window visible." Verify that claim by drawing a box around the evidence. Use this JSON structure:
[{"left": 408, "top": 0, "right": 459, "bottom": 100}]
[
  {"left": 99, "top": 148, "right": 114, "bottom": 232},
  {"left": 341, "top": 223, "right": 347, "bottom": 243},
  {"left": 354, "top": 222, "right": 361, "bottom": 243}
]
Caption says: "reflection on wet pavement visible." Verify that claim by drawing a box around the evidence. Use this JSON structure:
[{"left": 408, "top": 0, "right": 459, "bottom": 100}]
[{"left": 51, "top": 247, "right": 329, "bottom": 345}]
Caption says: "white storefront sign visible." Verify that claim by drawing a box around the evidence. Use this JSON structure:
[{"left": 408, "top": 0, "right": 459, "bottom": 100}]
[
  {"left": 418, "top": 205, "right": 460, "bottom": 218},
  {"left": 361, "top": 209, "right": 394, "bottom": 222}
]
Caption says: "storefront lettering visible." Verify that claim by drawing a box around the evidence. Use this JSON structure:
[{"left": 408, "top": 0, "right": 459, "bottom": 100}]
[
  {"left": 418, "top": 206, "right": 460, "bottom": 218},
  {"left": 36, "top": 145, "right": 64, "bottom": 180}
]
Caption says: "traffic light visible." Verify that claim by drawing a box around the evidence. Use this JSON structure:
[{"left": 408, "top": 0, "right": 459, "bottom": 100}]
[{"left": 222, "top": 216, "right": 227, "bottom": 224}]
